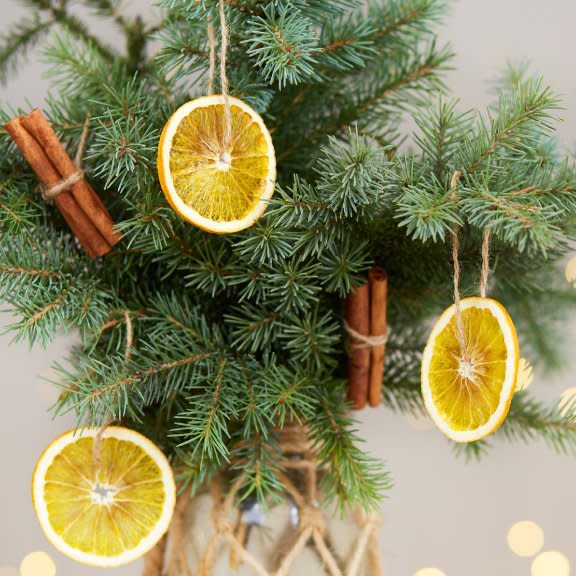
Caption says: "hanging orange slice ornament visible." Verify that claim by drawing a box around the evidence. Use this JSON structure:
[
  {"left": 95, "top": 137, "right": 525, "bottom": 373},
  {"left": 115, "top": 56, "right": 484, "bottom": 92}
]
[
  {"left": 32, "top": 427, "right": 176, "bottom": 567},
  {"left": 157, "top": 95, "right": 276, "bottom": 234},
  {"left": 421, "top": 297, "right": 520, "bottom": 443}
]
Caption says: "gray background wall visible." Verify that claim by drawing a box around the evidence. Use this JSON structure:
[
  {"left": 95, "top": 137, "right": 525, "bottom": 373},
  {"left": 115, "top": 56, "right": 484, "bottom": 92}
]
[{"left": 1, "top": 1, "right": 575, "bottom": 575}]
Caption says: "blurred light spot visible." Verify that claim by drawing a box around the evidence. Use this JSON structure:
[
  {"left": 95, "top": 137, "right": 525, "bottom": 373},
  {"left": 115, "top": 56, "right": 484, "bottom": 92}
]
[
  {"left": 414, "top": 569, "right": 447, "bottom": 576},
  {"left": 565, "top": 256, "right": 576, "bottom": 286},
  {"left": 559, "top": 388, "right": 576, "bottom": 418},
  {"left": 531, "top": 550, "right": 570, "bottom": 576},
  {"left": 405, "top": 413, "right": 434, "bottom": 431},
  {"left": 19, "top": 552, "right": 56, "bottom": 576},
  {"left": 507, "top": 521, "right": 544, "bottom": 557},
  {"left": 516, "top": 358, "right": 534, "bottom": 392},
  {"left": 0, "top": 567, "right": 19, "bottom": 576}
]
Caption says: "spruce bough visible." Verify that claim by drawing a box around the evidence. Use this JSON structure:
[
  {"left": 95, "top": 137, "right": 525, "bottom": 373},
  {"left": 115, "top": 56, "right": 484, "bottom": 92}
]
[{"left": 1, "top": 0, "right": 576, "bottom": 510}]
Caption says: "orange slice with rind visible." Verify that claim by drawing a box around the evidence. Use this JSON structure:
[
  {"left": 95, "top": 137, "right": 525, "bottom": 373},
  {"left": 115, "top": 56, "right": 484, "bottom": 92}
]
[
  {"left": 421, "top": 297, "right": 520, "bottom": 443},
  {"left": 157, "top": 95, "right": 276, "bottom": 234},
  {"left": 32, "top": 427, "right": 176, "bottom": 567}
]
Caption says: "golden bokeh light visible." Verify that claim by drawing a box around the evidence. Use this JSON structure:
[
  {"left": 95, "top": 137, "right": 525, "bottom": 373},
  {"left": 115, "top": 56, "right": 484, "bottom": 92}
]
[
  {"left": 516, "top": 358, "right": 534, "bottom": 391},
  {"left": 19, "top": 551, "right": 56, "bottom": 576},
  {"left": 507, "top": 520, "right": 544, "bottom": 557},
  {"left": 414, "top": 568, "right": 447, "bottom": 576},
  {"left": 559, "top": 388, "right": 576, "bottom": 418},
  {"left": 565, "top": 255, "right": 576, "bottom": 286},
  {"left": 531, "top": 550, "right": 570, "bottom": 576}
]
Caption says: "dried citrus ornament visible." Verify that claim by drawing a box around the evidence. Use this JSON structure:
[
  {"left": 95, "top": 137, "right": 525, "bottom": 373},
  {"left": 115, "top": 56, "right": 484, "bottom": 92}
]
[
  {"left": 32, "top": 427, "right": 176, "bottom": 567},
  {"left": 157, "top": 95, "right": 276, "bottom": 234},
  {"left": 421, "top": 297, "right": 520, "bottom": 443}
]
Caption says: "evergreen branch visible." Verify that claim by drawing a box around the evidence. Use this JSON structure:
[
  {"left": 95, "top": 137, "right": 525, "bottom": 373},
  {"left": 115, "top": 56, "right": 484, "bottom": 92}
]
[
  {"left": 354, "top": 42, "right": 450, "bottom": 114},
  {"left": 226, "top": 305, "right": 280, "bottom": 353},
  {"left": 316, "top": 130, "right": 389, "bottom": 218},
  {"left": 314, "top": 18, "right": 375, "bottom": 72},
  {"left": 394, "top": 181, "right": 462, "bottom": 243},
  {"left": 371, "top": 0, "right": 447, "bottom": 43},
  {"left": 0, "top": 193, "right": 42, "bottom": 235},
  {"left": 172, "top": 357, "right": 241, "bottom": 465},
  {"left": 80, "top": 0, "right": 131, "bottom": 34},
  {"left": 464, "top": 78, "right": 560, "bottom": 175},
  {"left": 460, "top": 184, "right": 562, "bottom": 254},
  {"left": 53, "top": 8, "right": 118, "bottom": 62},
  {"left": 310, "top": 386, "right": 391, "bottom": 509},
  {"left": 154, "top": 19, "right": 209, "bottom": 88},
  {"left": 0, "top": 266, "right": 58, "bottom": 278},
  {"left": 4, "top": 0, "right": 576, "bottom": 512},
  {"left": 231, "top": 431, "right": 284, "bottom": 503},
  {"left": 268, "top": 1, "right": 447, "bottom": 136},
  {"left": 245, "top": 5, "right": 319, "bottom": 88},
  {"left": 43, "top": 32, "right": 127, "bottom": 100},
  {"left": 277, "top": 42, "right": 451, "bottom": 161},
  {"left": 0, "top": 15, "right": 54, "bottom": 84},
  {"left": 279, "top": 307, "right": 341, "bottom": 373},
  {"left": 57, "top": 351, "right": 217, "bottom": 421},
  {"left": 0, "top": 232, "right": 114, "bottom": 346},
  {"left": 26, "top": 289, "right": 70, "bottom": 326},
  {"left": 413, "top": 98, "right": 475, "bottom": 179},
  {"left": 458, "top": 393, "right": 576, "bottom": 459}
]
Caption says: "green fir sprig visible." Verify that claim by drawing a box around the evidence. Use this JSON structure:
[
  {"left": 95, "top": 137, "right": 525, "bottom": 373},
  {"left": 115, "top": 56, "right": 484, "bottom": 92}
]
[{"left": 1, "top": 0, "right": 576, "bottom": 509}]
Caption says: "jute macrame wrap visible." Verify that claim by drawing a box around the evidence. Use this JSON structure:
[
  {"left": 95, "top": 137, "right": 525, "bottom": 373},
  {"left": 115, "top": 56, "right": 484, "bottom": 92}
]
[{"left": 143, "top": 425, "right": 383, "bottom": 576}]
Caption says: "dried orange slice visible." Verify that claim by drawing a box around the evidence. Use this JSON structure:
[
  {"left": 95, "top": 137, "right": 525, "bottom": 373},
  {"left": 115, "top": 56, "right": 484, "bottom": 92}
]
[
  {"left": 157, "top": 95, "right": 276, "bottom": 233},
  {"left": 32, "top": 427, "right": 176, "bottom": 567},
  {"left": 421, "top": 297, "right": 520, "bottom": 443}
]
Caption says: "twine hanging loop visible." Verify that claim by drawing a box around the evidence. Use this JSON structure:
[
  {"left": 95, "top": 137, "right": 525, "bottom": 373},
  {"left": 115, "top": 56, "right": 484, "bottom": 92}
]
[
  {"left": 206, "top": 15, "right": 216, "bottom": 95},
  {"left": 479, "top": 229, "right": 491, "bottom": 298},
  {"left": 206, "top": 2, "right": 232, "bottom": 149},
  {"left": 451, "top": 229, "right": 467, "bottom": 357}
]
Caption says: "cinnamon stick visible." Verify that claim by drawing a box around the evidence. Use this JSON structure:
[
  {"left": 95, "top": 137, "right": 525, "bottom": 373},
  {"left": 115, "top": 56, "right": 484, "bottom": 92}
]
[
  {"left": 368, "top": 267, "right": 388, "bottom": 407},
  {"left": 21, "top": 109, "right": 121, "bottom": 248},
  {"left": 346, "top": 283, "right": 370, "bottom": 410},
  {"left": 4, "top": 117, "right": 109, "bottom": 258}
]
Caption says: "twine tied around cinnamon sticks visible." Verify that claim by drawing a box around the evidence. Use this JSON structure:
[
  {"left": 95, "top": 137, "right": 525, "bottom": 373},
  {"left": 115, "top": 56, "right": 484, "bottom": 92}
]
[
  {"left": 41, "top": 115, "right": 89, "bottom": 201},
  {"left": 345, "top": 267, "right": 388, "bottom": 410},
  {"left": 5, "top": 109, "right": 121, "bottom": 258},
  {"left": 344, "top": 323, "right": 388, "bottom": 351}
]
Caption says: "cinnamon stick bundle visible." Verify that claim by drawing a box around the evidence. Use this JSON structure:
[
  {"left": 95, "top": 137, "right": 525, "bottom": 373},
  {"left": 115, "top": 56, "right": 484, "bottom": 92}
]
[
  {"left": 346, "top": 283, "right": 370, "bottom": 410},
  {"left": 346, "top": 267, "right": 389, "bottom": 409},
  {"left": 5, "top": 109, "right": 121, "bottom": 258},
  {"left": 368, "top": 267, "right": 388, "bottom": 407}
]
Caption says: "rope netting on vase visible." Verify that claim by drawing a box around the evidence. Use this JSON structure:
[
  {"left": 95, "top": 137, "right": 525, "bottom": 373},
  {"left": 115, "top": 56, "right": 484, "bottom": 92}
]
[{"left": 143, "top": 426, "right": 383, "bottom": 576}]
